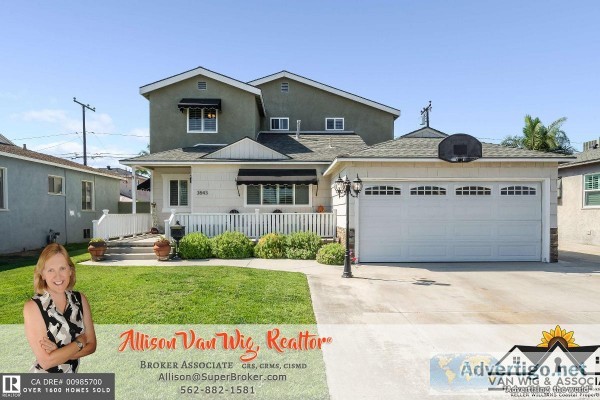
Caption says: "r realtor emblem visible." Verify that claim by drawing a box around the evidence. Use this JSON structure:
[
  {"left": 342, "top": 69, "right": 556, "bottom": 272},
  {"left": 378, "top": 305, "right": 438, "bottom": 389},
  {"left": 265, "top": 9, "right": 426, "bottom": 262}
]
[{"left": 2, "top": 375, "right": 20, "bottom": 397}]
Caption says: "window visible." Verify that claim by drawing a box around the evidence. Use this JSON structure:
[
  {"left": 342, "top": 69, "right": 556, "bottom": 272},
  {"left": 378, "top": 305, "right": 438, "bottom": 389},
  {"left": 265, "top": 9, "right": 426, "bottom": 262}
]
[
  {"left": 270, "top": 118, "right": 289, "bottom": 130},
  {"left": 0, "top": 168, "right": 6, "bottom": 210},
  {"left": 81, "top": 181, "right": 94, "bottom": 210},
  {"left": 197, "top": 81, "right": 207, "bottom": 90},
  {"left": 455, "top": 186, "right": 491, "bottom": 196},
  {"left": 410, "top": 186, "right": 446, "bottom": 195},
  {"left": 48, "top": 176, "right": 64, "bottom": 195},
  {"left": 83, "top": 228, "right": 91, "bottom": 239},
  {"left": 326, "top": 118, "right": 344, "bottom": 131},
  {"left": 281, "top": 82, "right": 289, "bottom": 92},
  {"left": 584, "top": 173, "right": 600, "bottom": 206},
  {"left": 169, "top": 180, "right": 189, "bottom": 207},
  {"left": 188, "top": 108, "right": 217, "bottom": 133},
  {"left": 364, "top": 186, "right": 401, "bottom": 195},
  {"left": 246, "top": 184, "right": 310, "bottom": 205},
  {"left": 500, "top": 186, "right": 536, "bottom": 196}
]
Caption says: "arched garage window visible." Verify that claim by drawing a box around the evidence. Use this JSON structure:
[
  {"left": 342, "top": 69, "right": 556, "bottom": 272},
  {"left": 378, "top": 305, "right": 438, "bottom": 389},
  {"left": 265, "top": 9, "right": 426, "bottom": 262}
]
[
  {"left": 410, "top": 186, "right": 446, "bottom": 195},
  {"left": 500, "top": 186, "right": 536, "bottom": 195},
  {"left": 455, "top": 186, "right": 491, "bottom": 195},
  {"left": 364, "top": 186, "right": 401, "bottom": 195}
]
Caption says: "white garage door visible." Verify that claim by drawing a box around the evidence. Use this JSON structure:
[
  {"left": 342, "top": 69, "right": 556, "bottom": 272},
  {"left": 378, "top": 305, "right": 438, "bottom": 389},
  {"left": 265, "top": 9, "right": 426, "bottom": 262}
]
[{"left": 358, "top": 181, "right": 542, "bottom": 262}]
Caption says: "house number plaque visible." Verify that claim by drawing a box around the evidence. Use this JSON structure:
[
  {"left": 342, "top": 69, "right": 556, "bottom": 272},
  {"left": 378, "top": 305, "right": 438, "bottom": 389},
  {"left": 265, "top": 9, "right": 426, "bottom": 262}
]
[{"left": 197, "top": 190, "right": 208, "bottom": 195}]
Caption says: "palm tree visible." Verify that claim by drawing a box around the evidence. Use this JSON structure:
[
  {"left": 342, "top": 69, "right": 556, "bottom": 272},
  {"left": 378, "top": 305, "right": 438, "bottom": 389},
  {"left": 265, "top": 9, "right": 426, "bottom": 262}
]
[{"left": 501, "top": 115, "right": 574, "bottom": 154}]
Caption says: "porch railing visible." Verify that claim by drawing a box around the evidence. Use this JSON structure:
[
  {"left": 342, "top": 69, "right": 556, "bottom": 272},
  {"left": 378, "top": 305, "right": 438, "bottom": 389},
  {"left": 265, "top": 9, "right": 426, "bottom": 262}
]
[
  {"left": 92, "top": 209, "right": 152, "bottom": 240},
  {"left": 164, "top": 210, "right": 337, "bottom": 240}
]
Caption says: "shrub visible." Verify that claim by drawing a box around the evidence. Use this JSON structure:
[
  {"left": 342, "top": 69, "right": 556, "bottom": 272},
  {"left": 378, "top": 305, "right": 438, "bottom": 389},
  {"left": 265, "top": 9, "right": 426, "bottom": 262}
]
[
  {"left": 179, "top": 232, "right": 212, "bottom": 259},
  {"left": 211, "top": 231, "right": 254, "bottom": 259},
  {"left": 254, "top": 233, "right": 287, "bottom": 259},
  {"left": 317, "top": 243, "right": 345, "bottom": 265},
  {"left": 285, "top": 231, "right": 322, "bottom": 260}
]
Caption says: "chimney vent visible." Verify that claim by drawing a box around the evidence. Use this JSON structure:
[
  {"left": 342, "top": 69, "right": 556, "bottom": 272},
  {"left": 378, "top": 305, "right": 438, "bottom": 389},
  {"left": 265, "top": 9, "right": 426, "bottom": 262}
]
[
  {"left": 296, "top": 120, "right": 301, "bottom": 140},
  {"left": 23, "top": 144, "right": 27, "bottom": 150}
]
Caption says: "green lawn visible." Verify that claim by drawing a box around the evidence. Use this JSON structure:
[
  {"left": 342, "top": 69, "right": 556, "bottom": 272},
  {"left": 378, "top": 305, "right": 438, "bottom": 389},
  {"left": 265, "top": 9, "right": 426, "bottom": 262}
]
[{"left": 0, "top": 244, "right": 316, "bottom": 324}]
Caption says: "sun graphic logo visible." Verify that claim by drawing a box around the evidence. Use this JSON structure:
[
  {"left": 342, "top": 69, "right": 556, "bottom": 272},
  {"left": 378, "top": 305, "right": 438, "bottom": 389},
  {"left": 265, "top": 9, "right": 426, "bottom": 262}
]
[{"left": 537, "top": 325, "right": 579, "bottom": 349}]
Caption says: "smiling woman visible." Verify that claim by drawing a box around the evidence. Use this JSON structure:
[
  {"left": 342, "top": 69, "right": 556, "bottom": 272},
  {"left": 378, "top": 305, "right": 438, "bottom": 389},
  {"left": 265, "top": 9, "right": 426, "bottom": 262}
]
[{"left": 23, "top": 244, "right": 96, "bottom": 373}]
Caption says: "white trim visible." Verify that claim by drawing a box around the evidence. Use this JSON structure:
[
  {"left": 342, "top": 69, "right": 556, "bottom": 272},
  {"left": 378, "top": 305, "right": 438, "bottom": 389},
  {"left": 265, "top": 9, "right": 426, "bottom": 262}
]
[
  {"left": 323, "top": 158, "right": 565, "bottom": 176},
  {"left": 162, "top": 174, "right": 191, "bottom": 213},
  {"left": 0, "top": 167, "right": 7, "bottom": 211},
  {"left": 141, "top": 66, "right": 262, "bottom": 96},
  {"left": 47, "top": 175, "right": 65, "bottom": 195},
  {"left": 582, "top": 173, "right": 600, "bottom": 209},
  {"left": 325, "top": 117, "right": 344, "bottom": 131},
  {"left": 81, "top": 180, "right": 95, "bottom": 211},
  {"left": 270, "top": 117, "right": 289, "bottom": 131},
  {"left": 202, "top": 137, "right": 290, "bottom": 160},
  {"left": 187, "top": 108, "right": 218, "bottom": 134},
  {"left": 243, "top": 184, "right": 313, "bottom": 208},
  {"left": 0, "top": 151, "right": 121, "bottom": 180},
  {"left": 249, "top": 71, "right": 401, "bottom": 117}
]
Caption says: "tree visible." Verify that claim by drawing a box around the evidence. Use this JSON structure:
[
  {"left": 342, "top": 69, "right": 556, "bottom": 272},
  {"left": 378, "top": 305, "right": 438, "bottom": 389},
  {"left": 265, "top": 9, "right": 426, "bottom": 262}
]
[
  {"left": 501, "top": 115, "right": 574, "bottom": 155},
  {"left": 135, "top": 144, "right": 151, "bottom": 177}
]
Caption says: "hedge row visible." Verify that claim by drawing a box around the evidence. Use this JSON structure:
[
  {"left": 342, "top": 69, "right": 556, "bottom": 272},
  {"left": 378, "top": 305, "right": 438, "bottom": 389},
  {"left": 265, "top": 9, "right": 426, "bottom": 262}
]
[{"left": 178, "top": 231, "right": 344, "bottom": 265}]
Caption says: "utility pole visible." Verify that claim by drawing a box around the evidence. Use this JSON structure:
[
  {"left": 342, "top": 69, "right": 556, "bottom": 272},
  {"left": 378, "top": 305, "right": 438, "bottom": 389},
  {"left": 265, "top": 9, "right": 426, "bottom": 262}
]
[
  {"left": 420, "top": 100, "right": 432, "bottom": 128},
  {"left": 73, "top": 97, "right": 95, "bottom": 166}
]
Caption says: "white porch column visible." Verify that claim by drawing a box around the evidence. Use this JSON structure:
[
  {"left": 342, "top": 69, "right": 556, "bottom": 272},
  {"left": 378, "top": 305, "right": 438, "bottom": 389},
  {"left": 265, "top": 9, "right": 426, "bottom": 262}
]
[{"left": 131, "top": 167, "right": 137, "bottom": 214}]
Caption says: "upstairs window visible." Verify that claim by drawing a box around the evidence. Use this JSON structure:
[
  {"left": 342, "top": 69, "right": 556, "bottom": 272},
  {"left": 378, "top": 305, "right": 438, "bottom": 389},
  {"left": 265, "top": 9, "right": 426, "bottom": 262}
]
[
  {"left": 270, "top": 117, "right": 289, "bottom": 131},
  {"left": 584, "top": 173, "right": 600, "bottom": 206},
  {"left": 0, "top": 168, "right": 6, "bottom": 210},
  {"left": 188, "top": 108, "right": 217, "bottom": 133},
  {"left": 326, "top": 118, "right": 344, "bottom": 130},
  {"left": 48, "top": 176, "right": 64, "bottom": 195},
  {"left": 81, "top": 181, "right": 94, "bottom": 210},
  {"left": 410, "top": 186, "right": 446, "bottom": 195},
  {"left": 169, "top": 180, "right": 189, "bottom": 207},
  {"left": 197, "top": 81, "right": 207, "bottom": 90},
  {"left": 281, "top": 82, "right": 289, "bottom": 92}
]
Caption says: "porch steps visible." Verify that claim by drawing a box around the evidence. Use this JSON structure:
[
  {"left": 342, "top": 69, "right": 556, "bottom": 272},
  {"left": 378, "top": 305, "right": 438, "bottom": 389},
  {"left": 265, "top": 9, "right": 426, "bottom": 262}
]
[{"left": 104, "top": 235, "right": 160, "bottom": 261}]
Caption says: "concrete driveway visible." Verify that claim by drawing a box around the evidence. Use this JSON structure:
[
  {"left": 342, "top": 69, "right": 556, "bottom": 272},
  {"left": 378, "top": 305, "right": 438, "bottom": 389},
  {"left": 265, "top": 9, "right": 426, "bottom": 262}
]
[{"left": 304, "top": 249, "right": 600, "bottom": 400}]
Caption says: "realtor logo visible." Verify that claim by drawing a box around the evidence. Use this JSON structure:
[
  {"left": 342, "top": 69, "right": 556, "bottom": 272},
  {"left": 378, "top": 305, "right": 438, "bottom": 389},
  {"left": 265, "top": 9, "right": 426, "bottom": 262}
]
[
  {"left": 2, "top": 375, "right": 20, "bottom": 394},
  {"left": 488, "top": 325, "right": 600, "bottom": 395}
]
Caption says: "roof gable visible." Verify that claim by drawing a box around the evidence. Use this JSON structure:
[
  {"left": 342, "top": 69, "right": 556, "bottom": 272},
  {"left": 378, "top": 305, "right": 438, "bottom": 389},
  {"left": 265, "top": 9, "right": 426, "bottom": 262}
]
[
  {"left": 249, "top": 71, "right": 401, "bottom": 117},
  {"left": 0, "top": 134, "right": 15, "bottom": 146},
  {"left": 400, "top": 126, "right": 448, "bottom": 138},
  {"left": 202, "top": 137, "right": 289, "bottom": 160}
]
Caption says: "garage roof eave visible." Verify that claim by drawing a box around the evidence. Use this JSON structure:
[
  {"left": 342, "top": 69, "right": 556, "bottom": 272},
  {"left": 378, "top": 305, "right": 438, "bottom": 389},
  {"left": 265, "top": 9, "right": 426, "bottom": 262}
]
[{"left": 322, "top": 157, "right": 566, "bottom": 176}]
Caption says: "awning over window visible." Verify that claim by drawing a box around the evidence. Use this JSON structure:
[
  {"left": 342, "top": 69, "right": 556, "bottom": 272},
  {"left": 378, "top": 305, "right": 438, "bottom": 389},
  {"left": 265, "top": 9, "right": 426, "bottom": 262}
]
[
  {"left": 236, "top": 169, "right": 318, "bottom": 185},
  {"left": 178, "top": 98, "right": 222, "bottom": 112}
]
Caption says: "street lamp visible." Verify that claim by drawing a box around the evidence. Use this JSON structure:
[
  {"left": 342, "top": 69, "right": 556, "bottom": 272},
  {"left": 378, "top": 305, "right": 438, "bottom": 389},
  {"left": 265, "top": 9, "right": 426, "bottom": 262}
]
[{"left": 334, "top": 174, "right": 363, "bottom": 278}]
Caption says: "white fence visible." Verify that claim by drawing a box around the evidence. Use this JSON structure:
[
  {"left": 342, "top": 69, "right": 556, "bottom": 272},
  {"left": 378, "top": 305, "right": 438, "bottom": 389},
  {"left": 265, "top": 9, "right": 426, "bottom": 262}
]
[
  {"left": 92, "top": 209, "right": 152, "bottom": 240},
  {"left": 164, "top": 210, "right": 337, "bottom": 239}
]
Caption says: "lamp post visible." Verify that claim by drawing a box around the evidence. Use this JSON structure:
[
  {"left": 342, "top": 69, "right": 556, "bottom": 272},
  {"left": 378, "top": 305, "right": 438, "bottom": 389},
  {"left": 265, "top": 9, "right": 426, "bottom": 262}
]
[{"left": 334, "top": 174, "right": 363, "bottom": 278}]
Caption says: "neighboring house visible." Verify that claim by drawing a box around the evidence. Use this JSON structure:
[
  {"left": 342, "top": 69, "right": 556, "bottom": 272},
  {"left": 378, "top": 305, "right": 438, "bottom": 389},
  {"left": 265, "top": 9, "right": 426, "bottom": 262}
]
[
  {"left": 98, "top": 166, "right": 150, "bottom": 202},
  {"left": 121, "top": 66, "right": 571, "bottom": 263},
  {"left": 557, "top": 138, "right": 600, "bottom": 247},
  {"left": 0, "top": 141, "right": 120, "bottom": 254}
]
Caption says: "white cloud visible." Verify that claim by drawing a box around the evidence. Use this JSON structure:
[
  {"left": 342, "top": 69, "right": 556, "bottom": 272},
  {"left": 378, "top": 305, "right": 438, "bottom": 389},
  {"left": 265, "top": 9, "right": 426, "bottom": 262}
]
[{"left": 13, "top": 108, "right": 115, "bottom": 134}]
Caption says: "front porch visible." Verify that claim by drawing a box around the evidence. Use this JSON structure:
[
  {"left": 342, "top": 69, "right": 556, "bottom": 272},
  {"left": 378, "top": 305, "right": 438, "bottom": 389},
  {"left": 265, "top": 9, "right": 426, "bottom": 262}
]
[{"left": 92, "top": 209, "right": 337, "bottom": 241}]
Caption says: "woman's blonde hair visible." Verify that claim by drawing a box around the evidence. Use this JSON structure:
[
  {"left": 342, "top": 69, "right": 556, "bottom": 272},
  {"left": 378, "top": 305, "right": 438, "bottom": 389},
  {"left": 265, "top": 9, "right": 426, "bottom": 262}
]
[{"left": 33, "top": 244, "right": 76, "bottom": 295}]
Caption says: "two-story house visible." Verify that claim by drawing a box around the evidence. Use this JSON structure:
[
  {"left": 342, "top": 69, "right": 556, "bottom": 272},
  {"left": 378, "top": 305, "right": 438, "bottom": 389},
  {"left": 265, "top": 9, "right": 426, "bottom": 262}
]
[{"left": 122, "top": 66, "right": 571, "bottom": 263}]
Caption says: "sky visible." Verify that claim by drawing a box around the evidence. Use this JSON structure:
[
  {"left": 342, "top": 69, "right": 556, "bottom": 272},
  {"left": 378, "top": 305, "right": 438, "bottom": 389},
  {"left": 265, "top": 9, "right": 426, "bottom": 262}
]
[{"left": 1, "top": 0, "right": 599, "bottom": 169}]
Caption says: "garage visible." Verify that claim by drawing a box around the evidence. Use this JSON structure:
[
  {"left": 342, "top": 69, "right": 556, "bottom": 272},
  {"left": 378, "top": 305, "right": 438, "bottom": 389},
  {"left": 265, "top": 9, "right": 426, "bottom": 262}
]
[{"left": 358, "top": 181, "right": 542, "bottom": 262}]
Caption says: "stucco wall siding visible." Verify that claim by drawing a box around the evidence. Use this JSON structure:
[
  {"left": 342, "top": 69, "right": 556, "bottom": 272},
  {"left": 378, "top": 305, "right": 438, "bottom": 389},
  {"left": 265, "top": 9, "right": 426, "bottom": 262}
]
[
  {"left": 558, "top": 164, "right": 600, "bottom": 246},
  {"left": 148, "top": 75, "right": 259, "bottom": 153},
  {"left": 0, "top": 156, "right": 119, "bottom": 254},
  {"left": 256, "top": 78, "right": 395, "bottom": 146}
]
